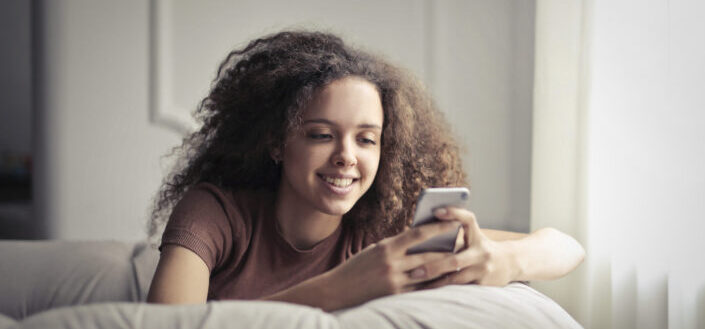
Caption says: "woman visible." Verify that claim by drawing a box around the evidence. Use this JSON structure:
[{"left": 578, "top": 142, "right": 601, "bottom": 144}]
[{"left": 146, "top": 31, "right": 585, "bottom": 311}]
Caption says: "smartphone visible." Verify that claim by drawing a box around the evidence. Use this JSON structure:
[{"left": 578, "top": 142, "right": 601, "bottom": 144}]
[{"left": 406, "top": 187, "right": 470, "bottom": 254}]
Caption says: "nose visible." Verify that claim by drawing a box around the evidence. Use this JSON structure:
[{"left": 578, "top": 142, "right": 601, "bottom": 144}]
[{"left": 331, "top": 138, "right": 357, "bottom": 167}]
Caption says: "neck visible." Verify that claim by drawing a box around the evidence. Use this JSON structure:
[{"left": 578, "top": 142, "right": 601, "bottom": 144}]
[{"left": 275, "top": 181, "right": 342, "bottom": 250}]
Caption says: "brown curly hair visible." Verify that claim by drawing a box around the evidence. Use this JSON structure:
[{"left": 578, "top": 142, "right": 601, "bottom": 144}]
[{"left": 148, "top": 30, "right": 467, "bottom": 243}]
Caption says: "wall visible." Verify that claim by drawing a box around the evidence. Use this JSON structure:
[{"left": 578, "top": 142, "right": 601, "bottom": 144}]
[
  {"left": 532, "top": 0, "right": 705, "bottom": 327},
  {"left": 432, "top": 0, "right": 535, "bottom": 232},
  {"left": 34, "top": 0, "right": 179, "bottom": 241},
  {"left": 33, "top": 0, "right": 535, "bottom": 241},
  {"left": 588, "top": 0, "right": 705, "bottom": 327}
]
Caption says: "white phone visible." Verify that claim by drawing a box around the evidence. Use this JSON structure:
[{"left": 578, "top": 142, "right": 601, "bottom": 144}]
[{"left": 406, "top": 187, "right": 470, "bottom": 254}]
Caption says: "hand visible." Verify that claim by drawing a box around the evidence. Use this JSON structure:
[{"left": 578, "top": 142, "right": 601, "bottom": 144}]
[
  {"left": 321, "top": 221, "right": 460, "bottom": 310},
  {"left": 415, "top": 207, "right": 520, "bottom": 288}
]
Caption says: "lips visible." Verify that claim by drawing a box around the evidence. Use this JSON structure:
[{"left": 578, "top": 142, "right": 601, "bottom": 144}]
[
  {"left": 322, "top": 176, "right": 353, "bottom": 187},
  {"left": 318, "top": 174, "right": 359, "bottom": 189}
]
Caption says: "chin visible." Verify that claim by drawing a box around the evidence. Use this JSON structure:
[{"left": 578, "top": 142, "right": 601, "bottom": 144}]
[{"left": 317, "top": 199, "right": 357, "bottom": 216}]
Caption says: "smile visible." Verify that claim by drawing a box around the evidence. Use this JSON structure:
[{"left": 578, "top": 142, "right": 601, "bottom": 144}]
[
  {"left": 317, "top": 174, "right": 359, "bottom": 194},
  {"left": 322, "top": 176, "right": 353, "bottom": 187}
]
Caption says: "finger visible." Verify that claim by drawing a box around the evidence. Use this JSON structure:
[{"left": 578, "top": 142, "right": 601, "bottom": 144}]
[
  {"left": 401, "top": 283, "right": 422, "bottom": 293},
  {"left": 387, "top": 221, "right": 459, "bottom": 252},
  {"left": 420, "top": 273, "right": 457, "bottom": 289},
  {"left": 395, "top": 252, "right": 449, "bottom": 284},
  {"left": 435, "top": 207, "right": 481, "bottom": 247},
  {"left": 424, "top": 274, "right": 454, "bottom": 289},
  {"left": 455, "top": 226, "right": 466, "bottom": 251},
  {"left": 363, "top": 242, "right": 377, "bottom": 251},
  {"left": 434, "top": 207, "right": 480, "bottom": 231},
  {"left": 423, "top": 265, "right": 484, "bottom": 289},
  {"left": 403, "top": 252, "right": 449, "bottom": 272},
  {"left": 411, "top": 247, "right": 489, "bottom": 282}
]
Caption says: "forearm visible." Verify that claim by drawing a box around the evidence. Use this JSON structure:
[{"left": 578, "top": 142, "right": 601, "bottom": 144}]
[
  {"left": 502, "top": 227, "right": 585, "bottom": 281},
  {"left": 260, "top": 271, "right": 346, "bottom": 312}
]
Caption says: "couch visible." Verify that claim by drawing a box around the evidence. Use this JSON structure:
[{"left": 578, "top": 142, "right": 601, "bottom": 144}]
[{"left": 0, "top": 240, "right": 582, "bottom": 329}]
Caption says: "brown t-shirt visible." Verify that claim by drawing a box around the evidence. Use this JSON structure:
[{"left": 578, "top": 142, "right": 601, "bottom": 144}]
[{"left": 160, "top": 183, "right": 369, "bottom": 300}]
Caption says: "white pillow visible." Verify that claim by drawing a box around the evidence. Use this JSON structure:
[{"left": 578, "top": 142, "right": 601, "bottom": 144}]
[{"left": 13, "top": 284, "right": 581, "bottom": 329}]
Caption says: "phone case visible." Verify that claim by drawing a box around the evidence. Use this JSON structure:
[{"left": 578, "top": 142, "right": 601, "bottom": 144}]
[{"left": 406, "top": 187, "right": 470, "bottom": 254}]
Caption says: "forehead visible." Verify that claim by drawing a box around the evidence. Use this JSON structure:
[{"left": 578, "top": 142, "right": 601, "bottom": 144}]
[{"left": 302, "top": 77, "right": 384, "bottom": 126}]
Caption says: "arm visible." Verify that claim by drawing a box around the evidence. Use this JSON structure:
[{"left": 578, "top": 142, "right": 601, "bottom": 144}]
[
  {"left": 146, "top": 245, "right": 341, "bottom": 308},
  {"left": 420, "top": 207, "right": 585, "bottom": 287},
  {"left": 147, "top": 245, "right": 210, "bottom": 304},
  {"left": 479, "top": 228, "right": 528, "bottom": 241},
  {"left": 262, "top": 221, "right": 463, "bottom": 311},
  {"left": 489, "top": 227, "right": 585, "bottom": 281},
  {"left": 147, "top": 222, "right": 463, "bottom": 311},
  {"left": 478, "top": 227, "right": 585, "bottom": 280}
]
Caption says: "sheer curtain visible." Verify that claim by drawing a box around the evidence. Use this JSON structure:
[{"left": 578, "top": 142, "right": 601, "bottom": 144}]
[{"left": 530, "top": 0, "right": 705, "bottom": 328}]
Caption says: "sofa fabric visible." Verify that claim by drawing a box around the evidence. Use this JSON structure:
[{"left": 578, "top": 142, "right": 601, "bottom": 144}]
[
  {"left": 0, "top": 314, "right": 13, "bottom": 329},
  {"left": 0, "top": 240, "right": 583, "bottom": 329},
  {"left": 0, "top": 240, "right": 158, "bottom": 320}
]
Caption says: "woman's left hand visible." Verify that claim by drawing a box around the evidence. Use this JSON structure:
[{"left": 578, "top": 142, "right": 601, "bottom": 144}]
[{"left": 416, "top": 207, "right": 521, "bottom": 288}]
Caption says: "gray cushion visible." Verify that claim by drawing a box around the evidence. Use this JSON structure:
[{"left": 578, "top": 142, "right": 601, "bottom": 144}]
[
  {"left": 0, "top": 313, "right": 16, "bottom": 329},
  {"left": 0, "top": 240, "right": 153, "bottom": 320},
  {"left": 130, "top": 241, "right": 160, "bottom": 301}
]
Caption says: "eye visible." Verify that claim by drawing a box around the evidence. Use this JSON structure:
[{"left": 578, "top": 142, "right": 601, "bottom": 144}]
[
  {"left": 358, "top": 137, "right": 377, "bottom": 145},
  {"left": 309, "top": 133, "right": 333, "bottom": 140}
]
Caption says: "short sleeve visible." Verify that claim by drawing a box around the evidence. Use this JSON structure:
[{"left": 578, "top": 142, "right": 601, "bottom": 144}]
[{"left": 159, "top": 184, "right": 234, "bottom": 272}]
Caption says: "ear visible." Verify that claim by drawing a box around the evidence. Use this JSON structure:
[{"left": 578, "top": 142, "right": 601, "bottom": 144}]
[{"left": 270, "top": 147, "right": 282, "bottom": 163}]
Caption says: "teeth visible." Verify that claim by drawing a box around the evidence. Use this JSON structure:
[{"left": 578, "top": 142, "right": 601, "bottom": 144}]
[{"left": 323, "top": 176, "right": 353, "bottom": 187}]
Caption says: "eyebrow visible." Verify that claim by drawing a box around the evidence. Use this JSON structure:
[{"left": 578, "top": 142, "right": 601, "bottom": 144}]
[{"left": 303, "top": 118, "right": 382, "bottom": 130}]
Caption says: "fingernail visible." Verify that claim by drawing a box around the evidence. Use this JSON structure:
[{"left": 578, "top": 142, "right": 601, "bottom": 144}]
[
  {"left": 434, "top": 208, "right": 448, "bottom": 217},
  {"left": 410, "top": 268, "right": 426, "bottom": 279}
]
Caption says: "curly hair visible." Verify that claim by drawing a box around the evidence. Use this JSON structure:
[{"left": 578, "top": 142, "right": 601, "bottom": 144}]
[{"left": 148, "top": 30, "right": 467, "bottom": 243}]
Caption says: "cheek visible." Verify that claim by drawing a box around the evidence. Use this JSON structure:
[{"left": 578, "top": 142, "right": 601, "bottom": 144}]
[
  {"left": 361, "top": 149, "right": 381, "bottom": 177},
  {"left": 283, "top": 143, "right": 331, "bottom": 173}
]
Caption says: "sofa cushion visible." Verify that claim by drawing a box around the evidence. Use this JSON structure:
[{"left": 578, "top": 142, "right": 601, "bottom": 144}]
[
  {"left": 11, "top": 284, "right": 582, "bottom": 329},
  {"left": 0, "top": 313, "right": 16, "bottom": 329},
  {"left": 0, "top": 240, "right": 144, "bottom": 320},
  {"left": 16, "top": 301, "right": 338, "bottom": 329},
  {"left": 335, "top": 283, "right": 582, "bottom": 328},
  {"left": 130, "top": 241, "right": 160, "bottom": 301},
  {"left": 1, "top": 240, "right": 582, "bottom": 328}
]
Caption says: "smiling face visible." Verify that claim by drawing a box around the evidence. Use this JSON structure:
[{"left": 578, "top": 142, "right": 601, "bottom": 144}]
[{"left": 277, "top": 76, "right": 384, "bottom": 218}]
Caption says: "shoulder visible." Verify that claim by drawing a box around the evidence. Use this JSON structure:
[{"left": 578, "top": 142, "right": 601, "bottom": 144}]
[
  {"left": 160, "top": 183, "right": 272, "bottom": 271},
  {"left": 177, "top": 183, "right": 271, "bottom": 234},
  {"left": 178, "top": 183, "right": 266, "bottom": 215},
  {"left": 166, "top": 183, "right": 233, "bottom": 233}
]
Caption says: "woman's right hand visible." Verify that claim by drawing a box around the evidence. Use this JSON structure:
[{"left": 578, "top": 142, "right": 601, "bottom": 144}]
[{"left": 319, "top": 221, "right": 460, "bottom": 310}]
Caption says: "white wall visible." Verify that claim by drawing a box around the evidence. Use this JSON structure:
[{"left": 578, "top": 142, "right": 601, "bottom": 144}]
[
  {"left": 431, "top": 0, "right": 535, "bottom": 232},
  {"left": 532, "top": 0, "right": 705, "bottom": 327},
  {"left": 35, "top": 0, "right": 180, "bottom": 241},
  {"left": 34, "top": 0, "right": 535, "bottom": 241},
  {"left": 587, "top": 0, "right": 705, "bottom": 327}
]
